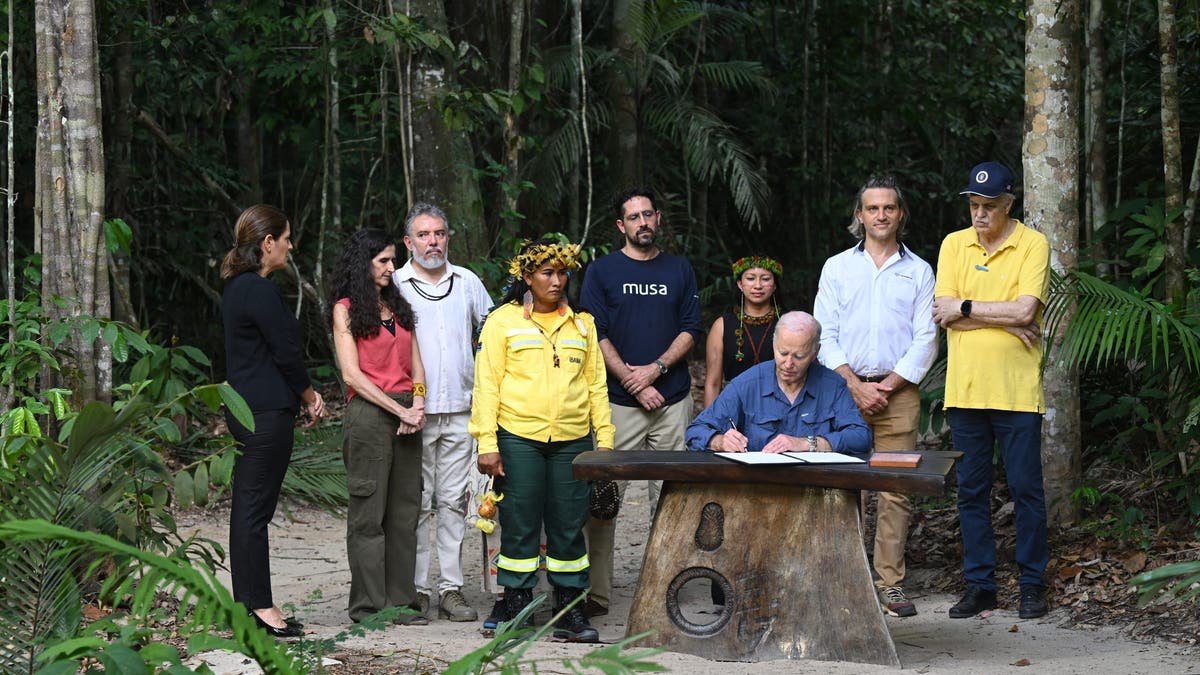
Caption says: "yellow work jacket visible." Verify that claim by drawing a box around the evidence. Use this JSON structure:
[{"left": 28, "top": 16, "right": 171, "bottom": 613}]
[{"left": 469, "top": 302, "right": 615, "bottom": 455}]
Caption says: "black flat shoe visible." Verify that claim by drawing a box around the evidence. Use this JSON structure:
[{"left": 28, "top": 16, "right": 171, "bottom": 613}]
[{"left": 250, "top": 611, "right": 304, "bottom": 638}]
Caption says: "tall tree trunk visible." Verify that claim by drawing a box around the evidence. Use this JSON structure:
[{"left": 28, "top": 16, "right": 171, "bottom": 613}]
[
  {"left": 104, "top": 25, "right": 137, "bottom": 329},
  {"left": 35, "top": 0, "right": 111, "bottom": 404},
  {"left": 610, "top": 0, "right": 640, "bottom": 186},
  {"left": 501, "top": 0, "right": 524, "bottom": 221},
  {"left": 1086, "top": 0, "right": 1110, "bottom": 277},
  {"left": 1025, "top": 0, "right": 1081, "bottom": 526},
  {"left": 3, "top": 2, "right": 15, "bottom": 413},
  {"left": 233, "top": 77, "right": 262, "bottom": 207},
  {"left": 403, "top": 0, "right": 487, "bottom": 261},
  {"left": 567, "top": 0, "right": 581, "bottom": 240},
  {"left": 1158, "top": 0, "right": 1185, "bottom": 303},
  {"left": 1185, "top": 132, "right": 1200, "bottom": 245}
]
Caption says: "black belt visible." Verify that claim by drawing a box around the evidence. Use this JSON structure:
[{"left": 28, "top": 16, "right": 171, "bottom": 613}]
[{"left": 856, "top": 373, "right": 887, "bottom": 383}]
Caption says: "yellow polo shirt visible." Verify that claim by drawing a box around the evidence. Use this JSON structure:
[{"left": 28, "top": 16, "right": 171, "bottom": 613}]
[
  {"left": 934, "top": 220, "right": 1050, "bottom": 413},
  {"left": 469, "top": 302, "right": 615, "bottom": 455}
]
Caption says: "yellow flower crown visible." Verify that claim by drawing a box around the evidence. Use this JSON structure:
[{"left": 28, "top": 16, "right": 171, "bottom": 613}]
[{"left": 507, "top": 241, "right": 583, "bottom": 278}]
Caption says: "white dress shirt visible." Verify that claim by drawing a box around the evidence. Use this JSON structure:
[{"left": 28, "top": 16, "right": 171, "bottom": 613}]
[
  {"left": 813, "top": 242, "right": 937, "bottom": 385},
  {"left": 394, "top": 260, "right": 493, "bottom": 414}
]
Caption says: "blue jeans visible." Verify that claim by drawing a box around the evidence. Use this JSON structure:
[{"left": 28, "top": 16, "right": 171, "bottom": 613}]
[{"left": 948, "top": 408, "right": 1048, "bottom": 590}]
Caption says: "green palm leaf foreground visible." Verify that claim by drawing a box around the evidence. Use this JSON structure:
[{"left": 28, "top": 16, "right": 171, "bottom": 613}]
[
  {"left": 0, "top": 400, "right": 146, "bottom": 672},
  {"left": 0, "top": 519, "right": 302, "bottom": 674},
  {"left": 1044, "top": 269, "right": 1200, "bottom": 371},
  {"left": 1045, "top": 269, "right": 1200, "bottom": 606}
]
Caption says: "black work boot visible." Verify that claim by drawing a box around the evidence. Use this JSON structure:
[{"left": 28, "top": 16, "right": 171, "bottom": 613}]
[
  {"left": 504, "top": 587, "right": 534, "bottom": 627},
  {"left": 552, "top": 588, "right": 599, "bottom": 643}
]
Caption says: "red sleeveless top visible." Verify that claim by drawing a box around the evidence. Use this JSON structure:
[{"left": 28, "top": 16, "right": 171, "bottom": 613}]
[{"left": 337, "top": 298, "right": 414, "bottom": 399}]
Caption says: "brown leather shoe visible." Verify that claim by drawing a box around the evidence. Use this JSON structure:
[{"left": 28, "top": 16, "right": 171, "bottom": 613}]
[{"left": 582, "top": 597, "right": 608, "bottom": 618}]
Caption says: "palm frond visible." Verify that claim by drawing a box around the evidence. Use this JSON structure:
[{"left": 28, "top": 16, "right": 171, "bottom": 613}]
[
  {"left": 1130, "top": 560, "right": 1200, "bottom": 606},
  {"left": 0, "top": 402, "right": 147, "bottom": 671},
  {"left": 0, "top": 519, "right": 304, "bottom": 673},
  {"left": 680, "top": 104, "right": 770, "bottom": 229},
  {"left": 283, "top": 426, "right": 349, "bottom": 508},
  {"left": 691, "top": 61, "right": 776, "bottom": 96},
  {"left": 1045, "top": 270, "right": 1200, "bottom": 371}
]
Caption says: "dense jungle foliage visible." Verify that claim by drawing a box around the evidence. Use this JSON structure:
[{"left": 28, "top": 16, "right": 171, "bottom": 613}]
[{"left": 2, "top": 0, "right": 1200, "bottom": 671}]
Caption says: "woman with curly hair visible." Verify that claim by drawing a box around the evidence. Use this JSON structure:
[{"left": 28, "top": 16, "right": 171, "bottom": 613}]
[
  {"left": 469, "top": 237, "right": 614, "bottom": 643},
  {"left": 330, "top": 229, "right": 428, "bottom": 625},
  {"left": 221, "top": 204, "right": 326, "bottom": 638}
]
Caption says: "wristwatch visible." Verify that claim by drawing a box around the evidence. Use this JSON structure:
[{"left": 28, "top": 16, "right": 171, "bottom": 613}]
[
  {"left": 654, "top": 359, "right": 669, "bottom": 375},
  {"left": 807, "top": 434, "right": 817, "bottom": 452},
  {"left": 961, "top": 299, "right": 973, "bottom": 318}
]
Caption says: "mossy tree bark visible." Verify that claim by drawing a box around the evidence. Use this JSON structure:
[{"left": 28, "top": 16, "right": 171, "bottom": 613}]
[
  {"left": 1025, "top": 0, "right": 1082, "bottom": 526},
  {"left": 35, "top": 0, "right": 111, "bottom": 404}
]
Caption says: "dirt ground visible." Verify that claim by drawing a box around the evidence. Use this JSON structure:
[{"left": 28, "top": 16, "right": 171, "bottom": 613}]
[{"left": 176, "top": 481, "right": 1200, "bottom": 675}]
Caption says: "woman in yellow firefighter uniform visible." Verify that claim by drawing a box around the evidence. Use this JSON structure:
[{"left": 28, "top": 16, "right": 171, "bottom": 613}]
[{"left": 469, "top": 238, "right": 614, "bottom": 643}]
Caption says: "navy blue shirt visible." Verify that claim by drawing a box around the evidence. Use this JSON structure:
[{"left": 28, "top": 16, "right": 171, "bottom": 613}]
[
  {"left": 580, "top": 250, "right": 702, "bottom": 407},
  {"left": 685, "top": 361, "right": 871, "bottom": 456}
]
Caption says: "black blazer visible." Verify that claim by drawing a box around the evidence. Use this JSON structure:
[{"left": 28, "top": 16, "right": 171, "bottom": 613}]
[{"left": 222, "top": 272, "right": 311, "bottom": 413}]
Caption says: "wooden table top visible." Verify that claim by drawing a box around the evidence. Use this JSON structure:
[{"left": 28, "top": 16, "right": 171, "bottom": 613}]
[{"left": 573, "top": 450, "right": 957, "bottom": 497}]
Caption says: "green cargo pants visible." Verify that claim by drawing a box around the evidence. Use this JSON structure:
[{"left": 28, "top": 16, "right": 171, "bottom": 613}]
[
  {"left": 494, "top": 428, "right": 591, "bottom": 590},
  {"left": 343, "top": 393, "right": 423, "bottom": 622}
]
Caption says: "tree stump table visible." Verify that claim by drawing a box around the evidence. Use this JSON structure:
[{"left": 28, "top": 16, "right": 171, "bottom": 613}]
[{"left": 573, "top": 450, "right": 956, "bottom": 666}]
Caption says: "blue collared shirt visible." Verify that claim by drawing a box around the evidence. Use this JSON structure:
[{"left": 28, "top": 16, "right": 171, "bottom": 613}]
[{"left": 685, "top": 361, "right": 872, "bottom": 456}]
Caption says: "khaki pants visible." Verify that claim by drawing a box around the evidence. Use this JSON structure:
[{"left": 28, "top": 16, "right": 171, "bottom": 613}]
[
  {"left": 584, "top": 396, "right": 691, "bottom": 609},
  {"left": 863, "top": 383, "right": 920, "bottom": 589},
  {"left": 343, "top": 394, "right": 423, "bottom": 622}
]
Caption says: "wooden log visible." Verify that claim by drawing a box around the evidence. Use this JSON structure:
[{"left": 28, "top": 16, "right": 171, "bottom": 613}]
[{"left": 625, "top": 481, "right": 901, "bottom": 666}]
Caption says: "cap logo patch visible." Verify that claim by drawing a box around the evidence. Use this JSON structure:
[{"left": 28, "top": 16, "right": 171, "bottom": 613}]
[{"left": 975, "top": 170, "right": 989, "bottom": 183}]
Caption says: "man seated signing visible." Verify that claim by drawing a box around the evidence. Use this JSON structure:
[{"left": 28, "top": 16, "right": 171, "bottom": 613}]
[{"left": 686, "top": 311, "right": 871, "bottom": 456}]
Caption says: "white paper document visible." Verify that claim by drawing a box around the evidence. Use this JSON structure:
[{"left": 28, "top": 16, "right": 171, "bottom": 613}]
[
  {"left": 720, "top": 452, "right": 804, "bottom": 465},
  {"left": 784, "top": 451, "right": 866, "bottom": 464},
  {"left": 718, "top": 451, "right": 866, "bottom": 465}
]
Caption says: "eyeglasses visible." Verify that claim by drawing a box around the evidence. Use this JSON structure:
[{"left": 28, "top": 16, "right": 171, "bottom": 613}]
[{"left": 623, "top": 210, "right": 657, "bottom": 222}]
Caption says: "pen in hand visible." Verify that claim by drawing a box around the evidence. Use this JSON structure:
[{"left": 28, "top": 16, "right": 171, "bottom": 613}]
[{"left": 723, "top": 417, "right": 748, "bottom": 453}]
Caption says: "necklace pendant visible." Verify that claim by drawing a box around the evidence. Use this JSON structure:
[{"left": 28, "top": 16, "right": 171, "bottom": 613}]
[
  {"left": 735, "top": 351, "right": 744, "bottom": 361},
  {"left": 553, "top": 353, "right": 560, "bottom": 368}
]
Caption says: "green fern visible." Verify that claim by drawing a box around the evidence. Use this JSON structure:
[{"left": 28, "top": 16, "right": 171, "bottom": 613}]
[
  {"left": 0, "top": 519, "right": 304, "bottom": 673},
  {"left": 1044, "top": 270, "right": 1200, "bottom": 371},
  {"left": 0, "top": 400, "right": 147, "bottom": 671}
]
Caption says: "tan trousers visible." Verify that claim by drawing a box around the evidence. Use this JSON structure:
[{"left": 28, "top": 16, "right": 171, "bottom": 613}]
[
  {"left": 863, "top": 383, "right": 920, "bottom": 589},
  {"left": 584, "top": 396, "right": 691, "bottom": 609}
]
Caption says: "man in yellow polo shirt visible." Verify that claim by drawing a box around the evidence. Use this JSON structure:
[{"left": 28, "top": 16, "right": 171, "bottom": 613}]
[{"left": 932, "top": 161, "right": 1051, "bottom": 620}]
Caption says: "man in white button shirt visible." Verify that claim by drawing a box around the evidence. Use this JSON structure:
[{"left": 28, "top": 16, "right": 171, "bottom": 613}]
[
  {"left": 393, "top": 202, "right": 493, "bottom": 622},
  {"left": 813, "top": 175, "right": 937, "bottom": 617}
]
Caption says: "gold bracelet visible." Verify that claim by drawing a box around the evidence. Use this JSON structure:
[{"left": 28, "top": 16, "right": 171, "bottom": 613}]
[{"left": 412, "top": 382, "right": 427, "bottom": 397}]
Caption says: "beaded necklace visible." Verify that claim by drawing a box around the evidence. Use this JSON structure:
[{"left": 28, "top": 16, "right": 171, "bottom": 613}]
[
  {"left": 406, "top": 274, "right": 454, "bottom": 301},
  {"left": 734, "top": 312, "right": 777, "bottom": 362}
]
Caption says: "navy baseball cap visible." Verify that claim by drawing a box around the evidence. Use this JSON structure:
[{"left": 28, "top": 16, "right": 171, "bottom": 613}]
[{"left": 960, "top": 162, "right": 1015, "bottom": 197}]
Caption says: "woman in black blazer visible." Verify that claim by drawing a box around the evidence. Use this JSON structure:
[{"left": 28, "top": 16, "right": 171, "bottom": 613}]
[{"left": 221, "top": 204, "right": 326, "bottom": 637}]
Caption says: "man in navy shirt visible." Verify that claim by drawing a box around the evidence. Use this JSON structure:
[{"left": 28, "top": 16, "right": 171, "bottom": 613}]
[
  {"left": 686, "top": 311, "right": 870, "bottom": 456},
  {"left": 580, "top": 186, "right": 702, "bottom": 618}
]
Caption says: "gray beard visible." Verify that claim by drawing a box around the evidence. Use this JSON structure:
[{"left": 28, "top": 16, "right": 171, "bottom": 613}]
[{"left": 412, "top": 251, "right": 447, "bottom": 271}]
